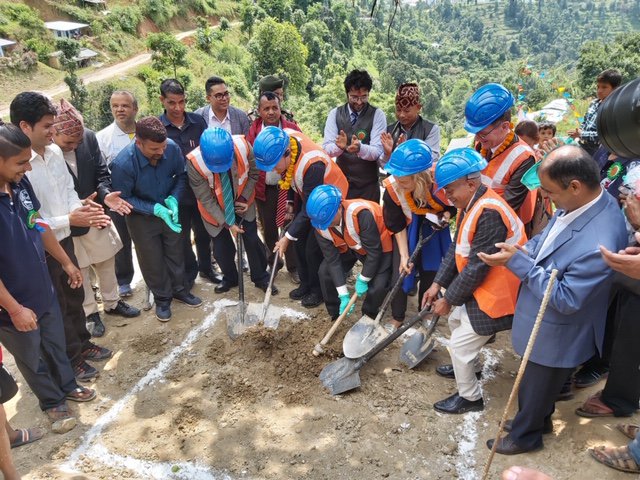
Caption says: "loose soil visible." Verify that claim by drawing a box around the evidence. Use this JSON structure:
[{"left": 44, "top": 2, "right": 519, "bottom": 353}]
[{"left": 4, "top": 274, "right": 635, "bottom": 479}]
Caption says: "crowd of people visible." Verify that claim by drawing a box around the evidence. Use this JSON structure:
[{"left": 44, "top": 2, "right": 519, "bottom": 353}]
[{"left": 0, "top": 65, "right": 638, "bottom": 479}]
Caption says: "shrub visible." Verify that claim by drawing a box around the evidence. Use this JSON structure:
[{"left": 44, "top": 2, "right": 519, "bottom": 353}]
[
  {"left": 140, "top": 0, "right": 178, "bottom": 27},
  {"left": 106, "top": 6, "right": 143, "bottom": 34},
  {"left": 25, "top": 38, "right": 53, "bottom": 63}
]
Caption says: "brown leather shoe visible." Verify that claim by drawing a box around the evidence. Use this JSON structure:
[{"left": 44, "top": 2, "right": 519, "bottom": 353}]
[{"left": 486, "top": 435, "right": 542, "bottom": 455}]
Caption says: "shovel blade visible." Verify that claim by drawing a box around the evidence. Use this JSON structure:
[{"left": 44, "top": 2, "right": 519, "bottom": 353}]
[
  {"left": 319, "top": 357, "right": 361, "bottom": 395},
  {"left": 226, "top": 308, "right": 260, "bottom": 340},
  {"left": 399, "top": 332, "right": 436, "bottom": 369},
  {"left": 342, "top": 315, "right": 390, "bottom": 359}
]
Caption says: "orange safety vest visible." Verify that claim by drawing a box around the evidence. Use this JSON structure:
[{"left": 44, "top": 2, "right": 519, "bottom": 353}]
[
  {"left": 286, "top": 129, "right": 349, "bottom": 199},
  {"left": 382, "top": 174, "right": 448, "bottom": 226},
  {"left": 455, "top": 188, "right": 527, "bottom": 319},
  {"left": 481, "top": 138, "right": 537, "bottom": 225},
  {"left": 187, "top": 135, "right": 254, "bottom": 227},
  {"left": 317, "top": 199, "right": 393, "bottom": 255}
]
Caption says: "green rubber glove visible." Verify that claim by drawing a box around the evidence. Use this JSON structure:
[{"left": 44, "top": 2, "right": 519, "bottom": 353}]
[
  {"left": 164, "top": 195, "right": 179, "bottom": 224},
  {"left": 339, "top": 293, "right": 355, "bottom": 316},
  {"left": 153, "top": 203, "right": 182, "bottom": 233},
  {"left": 355, "top": 276, "right": 369, "bottom": 297}
]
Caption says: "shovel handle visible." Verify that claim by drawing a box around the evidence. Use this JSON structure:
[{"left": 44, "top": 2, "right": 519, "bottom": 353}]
[
  {"left": 261, "top": 221, "right": 292, "bottom": 323},
  {"left": 312, "top": 292, "right": 358, "bottom": 356}
]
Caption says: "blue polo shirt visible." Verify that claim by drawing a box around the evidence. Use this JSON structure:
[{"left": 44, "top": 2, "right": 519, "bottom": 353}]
[
  {"left": 159, "top": 111, "right": 207, "bottom": 206},
  {"left": 0, "top": 177, "right": 55, "bottom": 325},
  {"left": 110, "top": 139, "right": 187, "bottom": 216}
]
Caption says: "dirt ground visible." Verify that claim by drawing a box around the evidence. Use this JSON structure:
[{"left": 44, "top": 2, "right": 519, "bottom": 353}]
[{"left": 4, "top": 272, "right": 636, "bottom": 480}]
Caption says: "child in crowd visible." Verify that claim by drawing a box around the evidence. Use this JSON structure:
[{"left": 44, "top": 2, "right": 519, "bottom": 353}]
[
  {"left": 538, "top": 121, "right": 556, "bottom": 144},
  {"left": 514, "top": 120, "right": 539, "bottom": 150}
]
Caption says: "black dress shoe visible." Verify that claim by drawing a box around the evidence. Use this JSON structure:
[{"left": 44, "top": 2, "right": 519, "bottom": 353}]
[
  {"left": 215, "top": 281, "right": 238, "bottom": 294},
  {"left": 289, "top": 286, "right": 309, "bottom": 300},
  {"left": 199, "top": 270, "right": 223, "bottom": 284},
  {"left": 105, "top": 299, "right": 141, "bottom": 318},
  {"left": 436, "top": 364, "right": 482, "bottom": 380},
  {"left": 574, "top": 366, "right": 609, "bottom": 388},
  {"left": 434, "top": 393, "right": 484, "bottom": 414},
  {"left": 301, "top": 291, "right": 323, "bottom": 308},
  {"left": 257, "top": 282, "right": 279, "bottom": 296},
  {"left": 503, "top": 418, "right": 553, "bottom": 435},
  {"left": 486, "top": 435, "right": 542, "bottom": 455}
]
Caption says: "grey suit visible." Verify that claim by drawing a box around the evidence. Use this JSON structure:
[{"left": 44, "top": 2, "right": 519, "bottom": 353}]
[{"left": 194, "top": 105, "right": 250, "bottom": 136}]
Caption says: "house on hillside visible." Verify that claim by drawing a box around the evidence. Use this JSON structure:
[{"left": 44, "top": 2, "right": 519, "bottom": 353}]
[
  {"left": 45, "top": 21, "right": 89, "bottom": 39},
  {"left": 48, "top": 47, "right": 99, "bottom": 70},
  {"left": 0, "top": 38, "right": 16, "bottom": 57}
]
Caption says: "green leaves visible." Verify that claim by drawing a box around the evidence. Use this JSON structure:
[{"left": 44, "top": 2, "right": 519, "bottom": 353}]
[{"left": 146, "top": 32, "right": 188, "bottom": 78}]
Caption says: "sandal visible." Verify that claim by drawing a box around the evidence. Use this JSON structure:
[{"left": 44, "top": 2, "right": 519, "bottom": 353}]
[
  {"left": 65, "top": 386, "right": 96, "bottom": 403},
  {"left": 575, "top": 391, "right": 615, "bottom": 418},
  {"left": 589, "top": 445, "right": 640, "bottom": 473},
  {"left": 10, "top": 427, "right": 45, "bottom": 449},
  {"left": 45, "top": 404, "right": 77, "bottom": 434},
  {"left": 616, "top": 423, "right": 640, "bottom": 440}
]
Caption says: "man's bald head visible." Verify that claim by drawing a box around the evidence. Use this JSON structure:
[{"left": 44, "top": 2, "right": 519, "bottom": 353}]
[{"left": 540, "top": 145, "right": 601, "bottom": 191}]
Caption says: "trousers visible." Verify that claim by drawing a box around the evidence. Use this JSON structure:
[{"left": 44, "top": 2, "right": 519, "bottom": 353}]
[
  {"left": 179, "top": 203, "right": 215, "bottom": 285},
  {"left": 110, "top": 210, "right": 134, "bottom": 287},
  {"left": 81, "top": 256, "right": 119, "bottom": 315}
]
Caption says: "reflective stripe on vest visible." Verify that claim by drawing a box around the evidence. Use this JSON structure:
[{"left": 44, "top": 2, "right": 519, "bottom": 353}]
[
  {"left": 318, "top": 228, "right": 349, "bottom": 253},
  {"left": 233, "top": 135, "right": 250, "bottom": 185},
  {"left": 383, "top": 176, "right": 412, "bottom": 223},
  {"left": 343, "top": 200, "right": 393, "bottom": 254},
  {"left": 489, "top": 144, "right": 532, "bottom": 189}
]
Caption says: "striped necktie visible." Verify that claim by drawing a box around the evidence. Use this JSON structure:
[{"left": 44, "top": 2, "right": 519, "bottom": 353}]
[
  {"left": 220, "top": 172, "right": 236, "bottom": 226},
  {"left": 350, "top": 111, "right": 358, "bottom": 126}
]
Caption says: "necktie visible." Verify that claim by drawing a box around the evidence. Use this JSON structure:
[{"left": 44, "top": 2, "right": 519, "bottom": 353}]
[
  {"left": 275, "top": 172, "right": 289, "bottom": 227},
  {"left": 350, "top": 111, "right": 358, "bottom": 126},
  {"left": 220, "top": 172, "right": 236, "bottom": 226}
]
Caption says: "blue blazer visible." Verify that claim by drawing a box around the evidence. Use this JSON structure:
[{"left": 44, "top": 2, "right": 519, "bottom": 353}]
[{"left": 507, "top": 191, "right": 628, "bottom": 368}]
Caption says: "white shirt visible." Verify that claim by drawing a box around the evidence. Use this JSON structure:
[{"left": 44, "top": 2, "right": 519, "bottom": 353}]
[
  {"left": 96, "top": 122, "right": 135, "bottom": 165},
  {"left": 208, "top": 108, "right": 231, "bottom": 132},
  {"left": 322, "top": 105, "right": 386, "bottom": 161},
  {"left": 26, "top": 144, "right": 83, "bottom": 241},
  {"left": 63, "top": 150, "right": 78, "bottom": 178},
  {"left": 536, "top": 190, "right": 604, "bottom": 261}
]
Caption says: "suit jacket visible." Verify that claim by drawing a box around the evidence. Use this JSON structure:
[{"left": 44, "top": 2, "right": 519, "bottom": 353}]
[
  {"left": 507, "top": 191, "right": 628, "bottom": 368},
  {"left": 194, "top": 105, "right": 250, "bottom": 136},
  {"left": 68, "top": 128, "right": 112, "bottom": 237},
  {"left": 187, "top": 138, "right": 259, "bottom": 237},
  {"left": 434, "top": 185, "right": 513, "bottom": 336}
]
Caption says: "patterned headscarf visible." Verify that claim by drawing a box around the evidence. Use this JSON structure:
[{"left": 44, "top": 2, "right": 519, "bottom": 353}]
[
  {"left": 53, "top": 98, "right": 84, "bottom": 137},
  {"left": 395, "top": 83, "right": 421, "bottom": 109}
]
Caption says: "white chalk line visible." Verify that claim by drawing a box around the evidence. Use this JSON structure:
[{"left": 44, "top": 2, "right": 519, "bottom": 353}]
[
  {"left": 453, "top": 347, "right": 504, "bottom": 480},
  {"left": 60, "top": 299, "right": 250, "bottom": 479}
]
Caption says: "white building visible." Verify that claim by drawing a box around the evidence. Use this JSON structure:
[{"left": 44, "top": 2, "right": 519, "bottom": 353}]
[{"left": 44, "top": 21, "right": 89, "bottom": 39}]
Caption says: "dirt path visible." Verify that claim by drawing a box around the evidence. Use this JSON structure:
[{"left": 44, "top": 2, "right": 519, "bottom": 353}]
[
  {"left": 0, "top": 29, "right": 199, "bottom": 117},
  {"left": 3, "top": 271, "right": 636, "bottom": 479}
]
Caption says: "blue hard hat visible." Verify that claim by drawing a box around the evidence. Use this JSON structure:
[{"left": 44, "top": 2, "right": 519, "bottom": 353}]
[
  {"left": 253, "top": 126, "right": 290, "bottom": 171},
  {"left": 307, "top": 184, "right": 342, "bottom": 230},
  {"left": 200, "top": 127, "right": 234, "bottom": 173},
  {"left": 464, "top": 83, "right": 515, "bottom": 133},
  {"left": 434, "top": 148, "right": 488, "bottom": 190},
  {"left": 385, "top": 139, "right": 433, "bottom": 177}
]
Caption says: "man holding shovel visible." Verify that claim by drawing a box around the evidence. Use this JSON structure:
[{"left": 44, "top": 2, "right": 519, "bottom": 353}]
[
  {"left": 422, "top": 148, "right": 526, "bottom": 414},
  {"left": 307, "top": 184, "right": 393, "bottom": 321}
]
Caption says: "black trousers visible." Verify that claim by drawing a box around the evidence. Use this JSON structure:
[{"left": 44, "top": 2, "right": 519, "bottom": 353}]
[
  {"left": 110, "top": 210, "right": 134, "bottom": 287},
  {"left": 212, "top": 217, "right": 269, "bottom": 286},
  {"left": 601, "top": 288, "right": 640, "bottom": 416},
  {"left": 390, "top": 241, "right": 437, "bottom": 322},
  {"left": 294, "top": 222, "right": 322, "bottom": 295},
  {"left": 126, "top": 213, "right": 187, "bottom": 306},
  {"left": 46, "top": 236, "right": 91, "bottom": 365},
  {"left": 256, "top": 185, "right": 297, "bottom": 272},
  {"left": 319, "top": 251, "right": 392, "bottom": 319},
  {"left": 346, "top": 181, "right": 380, "bottom": 203},
  {"left": 509, "top": 361, "right": 573, "bottom": 450},
  {"left": 0, "top": 299, "right": 78, "bottom": 410},
  {"left": 179, "top": 203, "right": 215, "bottom": 285}
]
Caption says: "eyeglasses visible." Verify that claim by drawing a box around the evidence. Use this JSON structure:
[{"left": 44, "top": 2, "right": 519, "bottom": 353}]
[
  {"left": 212, "top": 91, "right": 230, "bottom": 100},
  {"left": 476, "top": 122, "right": 503, "bottom": 140},
  {"left": 348, "top": 94, "right": 369, "bottom": 103}
]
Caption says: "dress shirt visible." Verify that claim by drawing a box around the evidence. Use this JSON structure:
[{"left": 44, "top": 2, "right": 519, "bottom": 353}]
[
  {"left": 63, "top": 150, "right": 79, "bottom": 177},
  {"left": 160, "top": 112, "right": 208, "bottom": 158},
  {"left": 96, "top": 122, "right": 135, "bottom": 165},
  {"left": 110, "top": 140, "right": 187, "bottom": 216},
  {"left": 26, "top": 144, "right": 83, "bottom": 241},
  {"left": 208, "top": 108, "right": 232, "bottom": 132},
  {"left": 322, "top": 105, "right": 386, "bottom": 161},
  {"left": 536, "top": 190, "right": 604, "bottom": 261}
]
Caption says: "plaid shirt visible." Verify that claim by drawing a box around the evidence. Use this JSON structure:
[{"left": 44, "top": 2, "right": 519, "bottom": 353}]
[
  {"left": 434, "top": 186, "right": 514, "bottom": 336},
  {"left": 580, "top": 98, "right": 601, "bottom": 144}
]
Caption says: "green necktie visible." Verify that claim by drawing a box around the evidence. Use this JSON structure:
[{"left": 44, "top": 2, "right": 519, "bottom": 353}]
[{"left": 220, "top": 171, "right": 236, "bottom": 226}]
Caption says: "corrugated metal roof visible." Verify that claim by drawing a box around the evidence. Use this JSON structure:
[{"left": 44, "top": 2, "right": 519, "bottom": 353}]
[{"left": 44, "top": 21, "right": 89, "bottom": 31}]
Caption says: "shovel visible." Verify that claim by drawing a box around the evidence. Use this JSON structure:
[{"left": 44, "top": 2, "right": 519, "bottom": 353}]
[
  {"left": 227, "top": 230, "right": 259, "bottom": 340},
  {"left": 261, "top": 221, "right": 291, "bottom": 329},
  {"left": 398, "top": 312, "right": 441, "bottom": 369},
  {"left": 312, "top": 292, "right": 358, "bottom": 357},
  {"left": 342, "top": 228, "right": 439, "bottom": 359},
  {"left": 320, "top": 305, "right": 436, "bottom": 395}
]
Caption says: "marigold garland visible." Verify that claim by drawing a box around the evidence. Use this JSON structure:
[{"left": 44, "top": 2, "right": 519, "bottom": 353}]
[
  {"left": 480, "top": 124, "right": 516, "bottom": 160},
  {"left": 404, "top": 190, "right": 444, "bottom": 215},
  {"left": 278, "top": 137, "right": 299, "bottom": 190}
]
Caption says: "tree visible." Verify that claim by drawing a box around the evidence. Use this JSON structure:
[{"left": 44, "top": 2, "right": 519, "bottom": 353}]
[
  {"left": 258, "top": 0, "right": 292, "bottom": 22},
  {"left": 248, "top": 19, "right": 310, "bottom": 93},
  {"left": 56, "top": 39, "right": 88, "bottom": 112},
  {"left": 240, "top": 0, "right": 257, "bottom": 35},
  {"left": 146, "top": 33, "right": 188, "bottom": 78}
]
